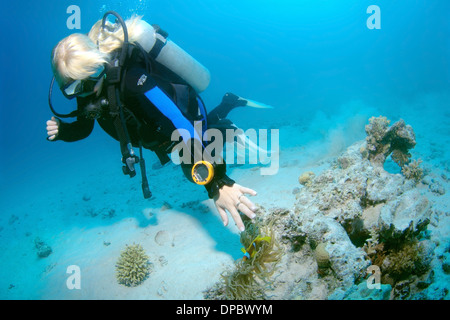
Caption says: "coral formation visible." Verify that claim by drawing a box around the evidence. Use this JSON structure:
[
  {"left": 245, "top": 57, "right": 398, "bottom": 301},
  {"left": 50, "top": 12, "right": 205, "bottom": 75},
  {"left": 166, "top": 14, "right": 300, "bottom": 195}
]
[
  {"left": 206, "top": 115, "right": 447, "bottom": 300},
  {"left": 363, "top": 230, "right": 431, "bottom": 287},
  {"left": 365, "top": 116, "right": 416, "bottom": 167},
  {"left": 314, "top": 243, "right": 331, "bottom": 269},
  {"left": 115, "top": 243, "right": 151, "bottom": 287},
  {"left": 290, "top": 139, "right": 434, "bottom": 298},
  {"left": 34, "top": 237, "right": 52, "bottom": 258},
  {"left": 383, "top": 241, "right": 427, "bottom": 281},
  {"left": 298, "top": 171, "right": 315, "bottom": 186},
  {"left": 402, "top": 159, "right": 424, "bottom": 183}
]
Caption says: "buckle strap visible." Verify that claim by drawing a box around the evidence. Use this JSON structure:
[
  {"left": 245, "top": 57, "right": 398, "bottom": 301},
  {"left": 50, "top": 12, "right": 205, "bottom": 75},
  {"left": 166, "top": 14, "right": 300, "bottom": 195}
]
[
  {"left": 107, "top": 81, "right": 152, "bottom": 199},
  {"left": 149, "top": 24, "right": 168, "bottom": 60}
]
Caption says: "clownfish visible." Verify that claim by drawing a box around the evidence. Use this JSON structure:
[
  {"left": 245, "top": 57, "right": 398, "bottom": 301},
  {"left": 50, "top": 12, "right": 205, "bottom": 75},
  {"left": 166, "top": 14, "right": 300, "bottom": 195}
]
[{"left": 241, "top": 236, "right": 271, "bottom": 261}]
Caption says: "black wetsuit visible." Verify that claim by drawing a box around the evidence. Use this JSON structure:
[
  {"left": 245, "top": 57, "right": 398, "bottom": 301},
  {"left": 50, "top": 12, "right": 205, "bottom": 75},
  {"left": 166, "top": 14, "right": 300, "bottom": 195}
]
[{"left": 52, "top": 45, "right": 242, "bottom": 198}]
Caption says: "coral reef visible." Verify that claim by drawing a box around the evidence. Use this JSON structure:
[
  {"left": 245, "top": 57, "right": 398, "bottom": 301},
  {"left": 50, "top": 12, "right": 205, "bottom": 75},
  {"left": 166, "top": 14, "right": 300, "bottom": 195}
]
[
  {"left": 364, "top": 116, "right": 416, "bottom": 167},
  {"left": 206, "top": 115, "right": 448, "bottom": 300},
  {"left": 292, "top": 139, "right": 434, "bottom": 298},
  {"left": 293, "top": 139, "right": 433, "bottom": 298},
  {"left": 115, "top": 243, "right": 151, "bottom": 287}
]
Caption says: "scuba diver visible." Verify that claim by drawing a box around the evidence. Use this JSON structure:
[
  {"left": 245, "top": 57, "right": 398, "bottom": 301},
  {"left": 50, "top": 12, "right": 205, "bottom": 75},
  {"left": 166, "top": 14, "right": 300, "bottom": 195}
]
[{"left": 46, "top": 12, "right": 266, "bottom": 232}]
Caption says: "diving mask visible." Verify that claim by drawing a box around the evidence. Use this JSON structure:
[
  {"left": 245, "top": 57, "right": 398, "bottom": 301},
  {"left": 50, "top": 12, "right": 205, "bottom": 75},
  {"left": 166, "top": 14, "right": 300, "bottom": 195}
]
[{"left": 61, "top": 65, "right": 106, "bottom": 99}]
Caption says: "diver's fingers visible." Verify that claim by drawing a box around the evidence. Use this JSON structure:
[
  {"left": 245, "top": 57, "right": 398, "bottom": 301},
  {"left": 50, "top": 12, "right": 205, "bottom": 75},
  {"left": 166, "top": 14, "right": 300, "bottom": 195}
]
[
  {"left": 239, "top": 195, "right": 257, "bottom": 213},
  {"left": 239, "top": 185, "right": 257, "bottom": 196},
  {"left": 47, "top": 125, "right": 58, "bottom": 131},
  {"left": 48, "top": 117, "right": 59, "bottom": 124},
  {"left": 216, "top": 206, "right": 229, "bottom": 227},
  {"left": 228, "top": 206, "right": 245, "bottom": 232},
  {"left": 237, "top": 202, "right": 256, "bottom": 220},
  {"left": 47, "top": 117, "right": 60, "bottom": 127},
  {"left": 47, "top": 117, "right": 59, "bottom": 137},
  {"left": 46, "top": 121, "right": 57, "bottom": 127}
]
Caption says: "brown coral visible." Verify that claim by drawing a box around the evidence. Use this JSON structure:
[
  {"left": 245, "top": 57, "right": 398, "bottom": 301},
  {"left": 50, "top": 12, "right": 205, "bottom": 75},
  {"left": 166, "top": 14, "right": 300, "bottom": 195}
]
[
  {"left": 365, "top": 116, "right": 416, "bottom": 167},
  {"left": 402, "top": 159, "right": 424, "bottom": 183},
  {"left": 366, "top": 116, "right": 391, "bottom": 144},
  {"left": 363, "top": 234, "right": 430, "bottom": 287}
]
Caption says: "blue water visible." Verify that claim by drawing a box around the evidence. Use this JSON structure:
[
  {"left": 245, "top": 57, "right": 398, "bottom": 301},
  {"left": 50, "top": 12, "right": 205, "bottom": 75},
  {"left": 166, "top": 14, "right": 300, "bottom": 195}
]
[{"left": 0, "top": 0, "right": 449, "bottom": 300}]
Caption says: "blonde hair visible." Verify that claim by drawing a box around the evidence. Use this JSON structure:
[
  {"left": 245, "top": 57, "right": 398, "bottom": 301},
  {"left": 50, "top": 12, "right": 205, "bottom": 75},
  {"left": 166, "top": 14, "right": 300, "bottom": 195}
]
[
  {"left": 51, "top": 34, "right": 109, "bottom": 85},
  {"left": 88, "top": 15, "right": 144, "bottom": 54},
  {"left": 52, "top": 15, "right": 144, "bottom": 85}
]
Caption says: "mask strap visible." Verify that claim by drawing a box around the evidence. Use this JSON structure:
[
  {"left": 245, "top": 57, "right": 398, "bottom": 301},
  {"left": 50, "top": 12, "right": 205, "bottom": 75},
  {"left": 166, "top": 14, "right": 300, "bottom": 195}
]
[{"left": 48, "top": 76, "right": 79, "bottom": 118}]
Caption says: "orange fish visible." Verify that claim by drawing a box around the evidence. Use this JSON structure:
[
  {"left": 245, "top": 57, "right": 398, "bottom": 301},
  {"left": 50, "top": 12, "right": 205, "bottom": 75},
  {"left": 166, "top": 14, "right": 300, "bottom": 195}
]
[{"left": 241, "top": 236, "right": 271, "bottom": 261}]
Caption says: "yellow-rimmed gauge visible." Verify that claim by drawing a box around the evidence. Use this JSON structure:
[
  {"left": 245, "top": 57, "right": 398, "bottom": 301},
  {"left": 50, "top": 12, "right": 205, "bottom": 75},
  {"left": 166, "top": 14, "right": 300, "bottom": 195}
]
[{"left": 191, "top": 161, "right": 214, "bottom": 185}]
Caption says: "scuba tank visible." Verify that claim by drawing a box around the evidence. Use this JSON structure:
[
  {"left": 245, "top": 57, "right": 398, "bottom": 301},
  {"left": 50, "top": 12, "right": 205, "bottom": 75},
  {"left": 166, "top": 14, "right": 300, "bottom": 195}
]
[
  {"left": 48, "top": 11, "right": 210, "bottom": 199},
  {"left": 133, "top": 21, "right": 211, "bottom": 93}
]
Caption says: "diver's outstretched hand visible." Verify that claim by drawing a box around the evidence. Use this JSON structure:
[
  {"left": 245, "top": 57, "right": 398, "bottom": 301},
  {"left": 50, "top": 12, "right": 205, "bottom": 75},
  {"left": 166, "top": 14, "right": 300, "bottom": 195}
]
[
  {"left": 46, "top": 116, "right": 60, "bottom": 141},
  {"left": 214, "top": 183, "right": 257, "bottom": 232}
]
